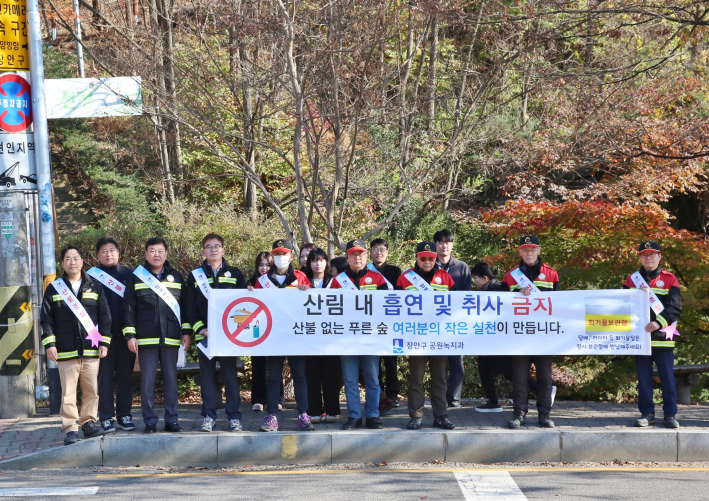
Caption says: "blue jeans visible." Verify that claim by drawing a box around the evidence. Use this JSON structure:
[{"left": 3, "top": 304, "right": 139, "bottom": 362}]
[
  {"left": 340, "top": 355, "right": 380, "bottom": 419},
  {"left": 635, "top": 348, "right": 677, "bottom": 417},
  {"left": 267, "top": 356, "right": 308, "bottom": 415}
]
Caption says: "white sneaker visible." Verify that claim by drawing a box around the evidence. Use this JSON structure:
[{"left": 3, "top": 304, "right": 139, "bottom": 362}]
[
  {"left": 310, "top": 415, "right": 321, "bottom": 424},
  {"left": 278, "top": 404, "right": 283, "bottom": 411},
  {"left": 252, "top": 403, "right": 264, "bottom": 412},
  {"left": 201, "top": 417, "right": 215, "bottom": 432},
  {"left": 324, "top": 414, "right": 337, "bottom": 423},
  {"left": 551, "top": 386, "right": 557, "bottom": 406}
]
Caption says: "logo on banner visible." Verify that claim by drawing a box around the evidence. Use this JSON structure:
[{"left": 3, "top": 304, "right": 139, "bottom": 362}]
[
  {"left": 393, "top": 338, "right": 403, "bottom": 354},
  {"left": 221, "top": 297, "right": 273, "bottom": 347},
  {"left": 0, "top": 74, "right": 32, "bottom": 132}
]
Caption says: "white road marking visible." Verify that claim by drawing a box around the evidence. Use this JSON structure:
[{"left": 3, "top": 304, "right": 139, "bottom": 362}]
[
  {"left": 454, "top": 471, "right": 527, "bottom": 500},
  {"left": 0, "top": 487, "right": 99, "bottom": 496}
]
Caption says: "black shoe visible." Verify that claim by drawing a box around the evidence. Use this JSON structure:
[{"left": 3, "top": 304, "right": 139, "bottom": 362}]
[
  {"left": 406, "top": 417, "right": 423, "bottom": 430},
  {"left": 508, "top": 413, "right": 526, "bottom": 429},
  {"left": 144, "top": 423, "right": 157, "bottom": 434},
  {"left": 391, "top": 398, "right": 400, "bottom": 408},
  {"left": 342, "top": 418, "right": 362, "bottom": 430},
  {"left": 64, "top": 431, "right": 79, "bottom": 445},
  {"left": 165, "top": 422, "right": 183, "bottom": 433},
  {"left": 538, "top": 413, "right": 555, "bottom": 428},
  {"left": 81, "top": 420, "right": 106, "bottom": 439},
  {"left": 365, "top": 417, "right": 383, "bottom": 429},
  {"left": 635, "top": 414, "right": 655, "bottom": 427},
  {"left": 664, "top": 416, "right": 680, "bottom": 429},
  {"left": 432, "top": 415, "right": 455, "bottom": 430},
  {"left": 475, "top": 401, "right": 504, "bottom": 413},
  {"left": 116, "top": 416, "right": 136, "bottom": 431}
]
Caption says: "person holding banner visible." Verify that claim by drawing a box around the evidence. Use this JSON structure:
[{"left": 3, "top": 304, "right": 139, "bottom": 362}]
[
  {"left": 41, "top": 246, "right": 112, "bottom": 445},
  {"left": 623, "top": 241, "right": 682, "bottom": 428},
  {"left": 396, "top": 241, "right": 457, "bottom": 430},
  {"left": 247, "top": 251, "right": 282, "bottom": 411},
  {"left": 502, "top": 235, "right": 560, "bottom": 429},
  {"left": 369, "top": 238, "right": 402, "bottom": 413},
  {"left": 332, "top": 238, "right": 388, "bottom": 430},
  {"left": 254, "top": 239, "right": 314, "bottom": 432},
  {"left": 303, "top": 248, "right": 342, "bottom": 423},
  {"left": 433, "top": 229, "right": 472, "bottom": 410},
  {"left": 185, "top": 233, "right": 247, "bottom": 433},
  {"left": 123, "top": 237, "right": 192, "bottom": 434},
  {"left": 90, "top": 236, "right": 136, "bottom": 434}
]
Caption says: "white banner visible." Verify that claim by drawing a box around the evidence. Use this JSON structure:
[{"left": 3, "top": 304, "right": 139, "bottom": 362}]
[
  {"left": 206, "top": 289, "right": 651, "bottom": 357},
  {"left": 45, "top": 77, "right": 142, "bottom": 119}
]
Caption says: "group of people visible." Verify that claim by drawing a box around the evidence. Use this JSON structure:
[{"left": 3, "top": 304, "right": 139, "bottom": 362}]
[{"left": 40, "top": 229, "right": 682, "bottom": 446}]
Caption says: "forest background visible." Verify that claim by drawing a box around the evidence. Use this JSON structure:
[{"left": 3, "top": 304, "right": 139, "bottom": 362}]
[{"left": 42, "top": 0, "right": 709, "bottom": 403}]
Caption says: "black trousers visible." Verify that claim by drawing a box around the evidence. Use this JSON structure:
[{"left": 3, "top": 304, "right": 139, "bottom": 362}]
[
  {"left": 138, "top": 345, "right": 179, "bottom": 426},
  {"left": 478, "top": 355, "right": 537, "bottom": 406},
  {"left": 511, "top": 355, "right": 553, "bottom": 415},
  {"left": 446, "top": 355, "right": 465, "bottom": 404},
  {"left": 305, "top": 356, "right": 342, "bottom": 416},
  {"left": 198, "top": 349, "right": 242, "bottom": 421},
  {"left": 98, "top": 333, "right": 136, "bottom": 421},
  {"left": 378, "top": 356, "right": 400, "bottom": 400},
  {"left": 251, "top": 357, "right": 283, "bottom": 405}
]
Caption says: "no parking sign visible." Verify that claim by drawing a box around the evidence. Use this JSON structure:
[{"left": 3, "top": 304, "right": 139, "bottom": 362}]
[{"left": 0, "top": 73, "right": 32, "bottom": 133}]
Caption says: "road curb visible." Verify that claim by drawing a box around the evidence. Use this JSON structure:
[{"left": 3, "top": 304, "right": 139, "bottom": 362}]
[{"left": 0, "top": 429, "right": 705, "bottom": 470}]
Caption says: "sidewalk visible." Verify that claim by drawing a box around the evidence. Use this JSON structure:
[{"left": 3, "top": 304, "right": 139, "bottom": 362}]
[{"left": 1, "top": 400, "right": 708, "bottom": 468}]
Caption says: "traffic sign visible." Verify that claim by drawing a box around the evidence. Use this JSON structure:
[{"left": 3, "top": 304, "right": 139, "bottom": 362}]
[
  {"left": 221, "top": 297, "right": 272, "bottom": 348},
  {"left": 0, "top": 1, "right": 29, "bottom": 71},
  {"left": 0, "top": 73, "right": 31, "bottom": 132}
]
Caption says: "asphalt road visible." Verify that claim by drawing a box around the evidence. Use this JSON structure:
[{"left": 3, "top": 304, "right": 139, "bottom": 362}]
[{"left": 1, "top": 465, "right": 708, "bottom": 499}]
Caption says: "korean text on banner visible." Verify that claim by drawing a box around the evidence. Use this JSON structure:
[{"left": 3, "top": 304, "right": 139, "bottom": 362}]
[{"left": 206, "top": 289, "right": 651, "bottom": 357}]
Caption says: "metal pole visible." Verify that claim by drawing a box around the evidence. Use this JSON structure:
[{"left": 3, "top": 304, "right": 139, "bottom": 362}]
[
  {"left": 72, "top": 0, "right": 85, "bottom": 77},
  {"left": 28, "top": 0, "right": 57, "bottom": 290}
]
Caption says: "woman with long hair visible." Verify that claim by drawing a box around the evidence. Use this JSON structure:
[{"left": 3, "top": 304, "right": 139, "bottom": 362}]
[{"left": 303, "top": 248, "right": 343, "bottom": 423}]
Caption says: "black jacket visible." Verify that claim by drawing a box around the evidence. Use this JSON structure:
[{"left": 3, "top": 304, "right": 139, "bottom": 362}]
[
  {"left": 122, "top": 261, "right": 190, "bottom": 347},
  {"left": 94, "top": 263, "right": 133, "bottom": 339},
  {"left": 41, "top": 273, "right": 111, "bottom": 360},
  {"left": 372, "top": 262, "right": 402, "bottom": 288},
  {"left": 437, "top": 256, "right": 472, "bottom": 291},
  {"left": 185, "top": 259, "right": 246, "bottom": 342},
  {"left": 483, "top": 279, "right": 505, "bottom": 292}
]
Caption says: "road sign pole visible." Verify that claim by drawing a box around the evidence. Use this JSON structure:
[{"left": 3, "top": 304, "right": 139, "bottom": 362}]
[
  {"left": 71, "top": 0, "right": 85, "bottom": 78},
  {"left": 0, "top": 192, "right": 36, "bottom": 418}
]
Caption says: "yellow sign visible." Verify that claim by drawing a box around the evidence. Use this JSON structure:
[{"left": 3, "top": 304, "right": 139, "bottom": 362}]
[
  {"left": 585, "top": 314, "right": 632, "bottom": 332},
  {"left": 0, "top": 0, "right": 29, "bottom": 70}
]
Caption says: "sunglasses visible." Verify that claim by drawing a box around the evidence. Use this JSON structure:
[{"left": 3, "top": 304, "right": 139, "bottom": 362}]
[{"left": 418, "top": 256, "right": 436, "bottom": 262}]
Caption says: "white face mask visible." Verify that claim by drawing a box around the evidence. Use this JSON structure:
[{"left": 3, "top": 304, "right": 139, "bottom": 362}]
[{"left": 273, "top": 255, "right": 291, "bottom": 270}]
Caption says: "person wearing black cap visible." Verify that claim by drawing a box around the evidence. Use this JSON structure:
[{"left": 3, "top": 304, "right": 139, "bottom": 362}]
[
  {"left": 255, "top": 239, "right": 313, "bottom": 432},
  {"left": 185, "top": 233, "right": 247, "bottom": 433},
  {"left": 332, "top": 238, "right": 388, "bottom": 430},
  {"left": 396, "top": 241, "right": 457, "bottom": 430},
  {"left": 623, "top": 241, "right": 682, "bottom": 428},
  {"left": 501, "top": 236, "right": 560, "bottom": 429}
]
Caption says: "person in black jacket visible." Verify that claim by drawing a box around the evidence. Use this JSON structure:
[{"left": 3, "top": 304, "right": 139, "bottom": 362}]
[
  {"left": 41, "top": 246, "right": 111, "bottom": 445},
  {"left": 470, "top": 262, "right": 541, "bottom": 413},
  {"left": 434, "top": 229, "right": 472, "bottom": 409},
  {"left": 185, "top": 233, "right": 247, "bottom": 433},
  {"left": 370, "top": 238, "right": 402, "bottom": 413},
  {"left": 123, "top": 237, "right": 191, "bottom": 434},
  {"left": 91, "top": 236, "right": 136, "bottom": 433}
]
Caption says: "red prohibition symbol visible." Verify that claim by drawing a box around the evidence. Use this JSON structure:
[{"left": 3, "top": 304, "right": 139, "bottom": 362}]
[{"left": 221, "top": 297, "right": 272, "bottom": 347}]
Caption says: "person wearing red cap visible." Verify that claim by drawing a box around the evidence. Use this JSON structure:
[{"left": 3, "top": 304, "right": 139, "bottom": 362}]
[
  {"left": 332, "top": 238, "right": 388, "bottom": 430},
  {"left": 255, "top": 239, "right": 313, "bottom": 432},
  {"left": 623, "top": 240, "right": 682, "bottom": 428},
  {"left": 397, "top": 241, "right": 457, "bottom": 430},
  {"left": 501, "top": 235, "right": 560, "bottom": 429}
]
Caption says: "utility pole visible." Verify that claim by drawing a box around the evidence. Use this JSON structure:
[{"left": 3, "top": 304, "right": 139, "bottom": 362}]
[{"left": 28, "top": 0, "right": 60, "bottom": 414}]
